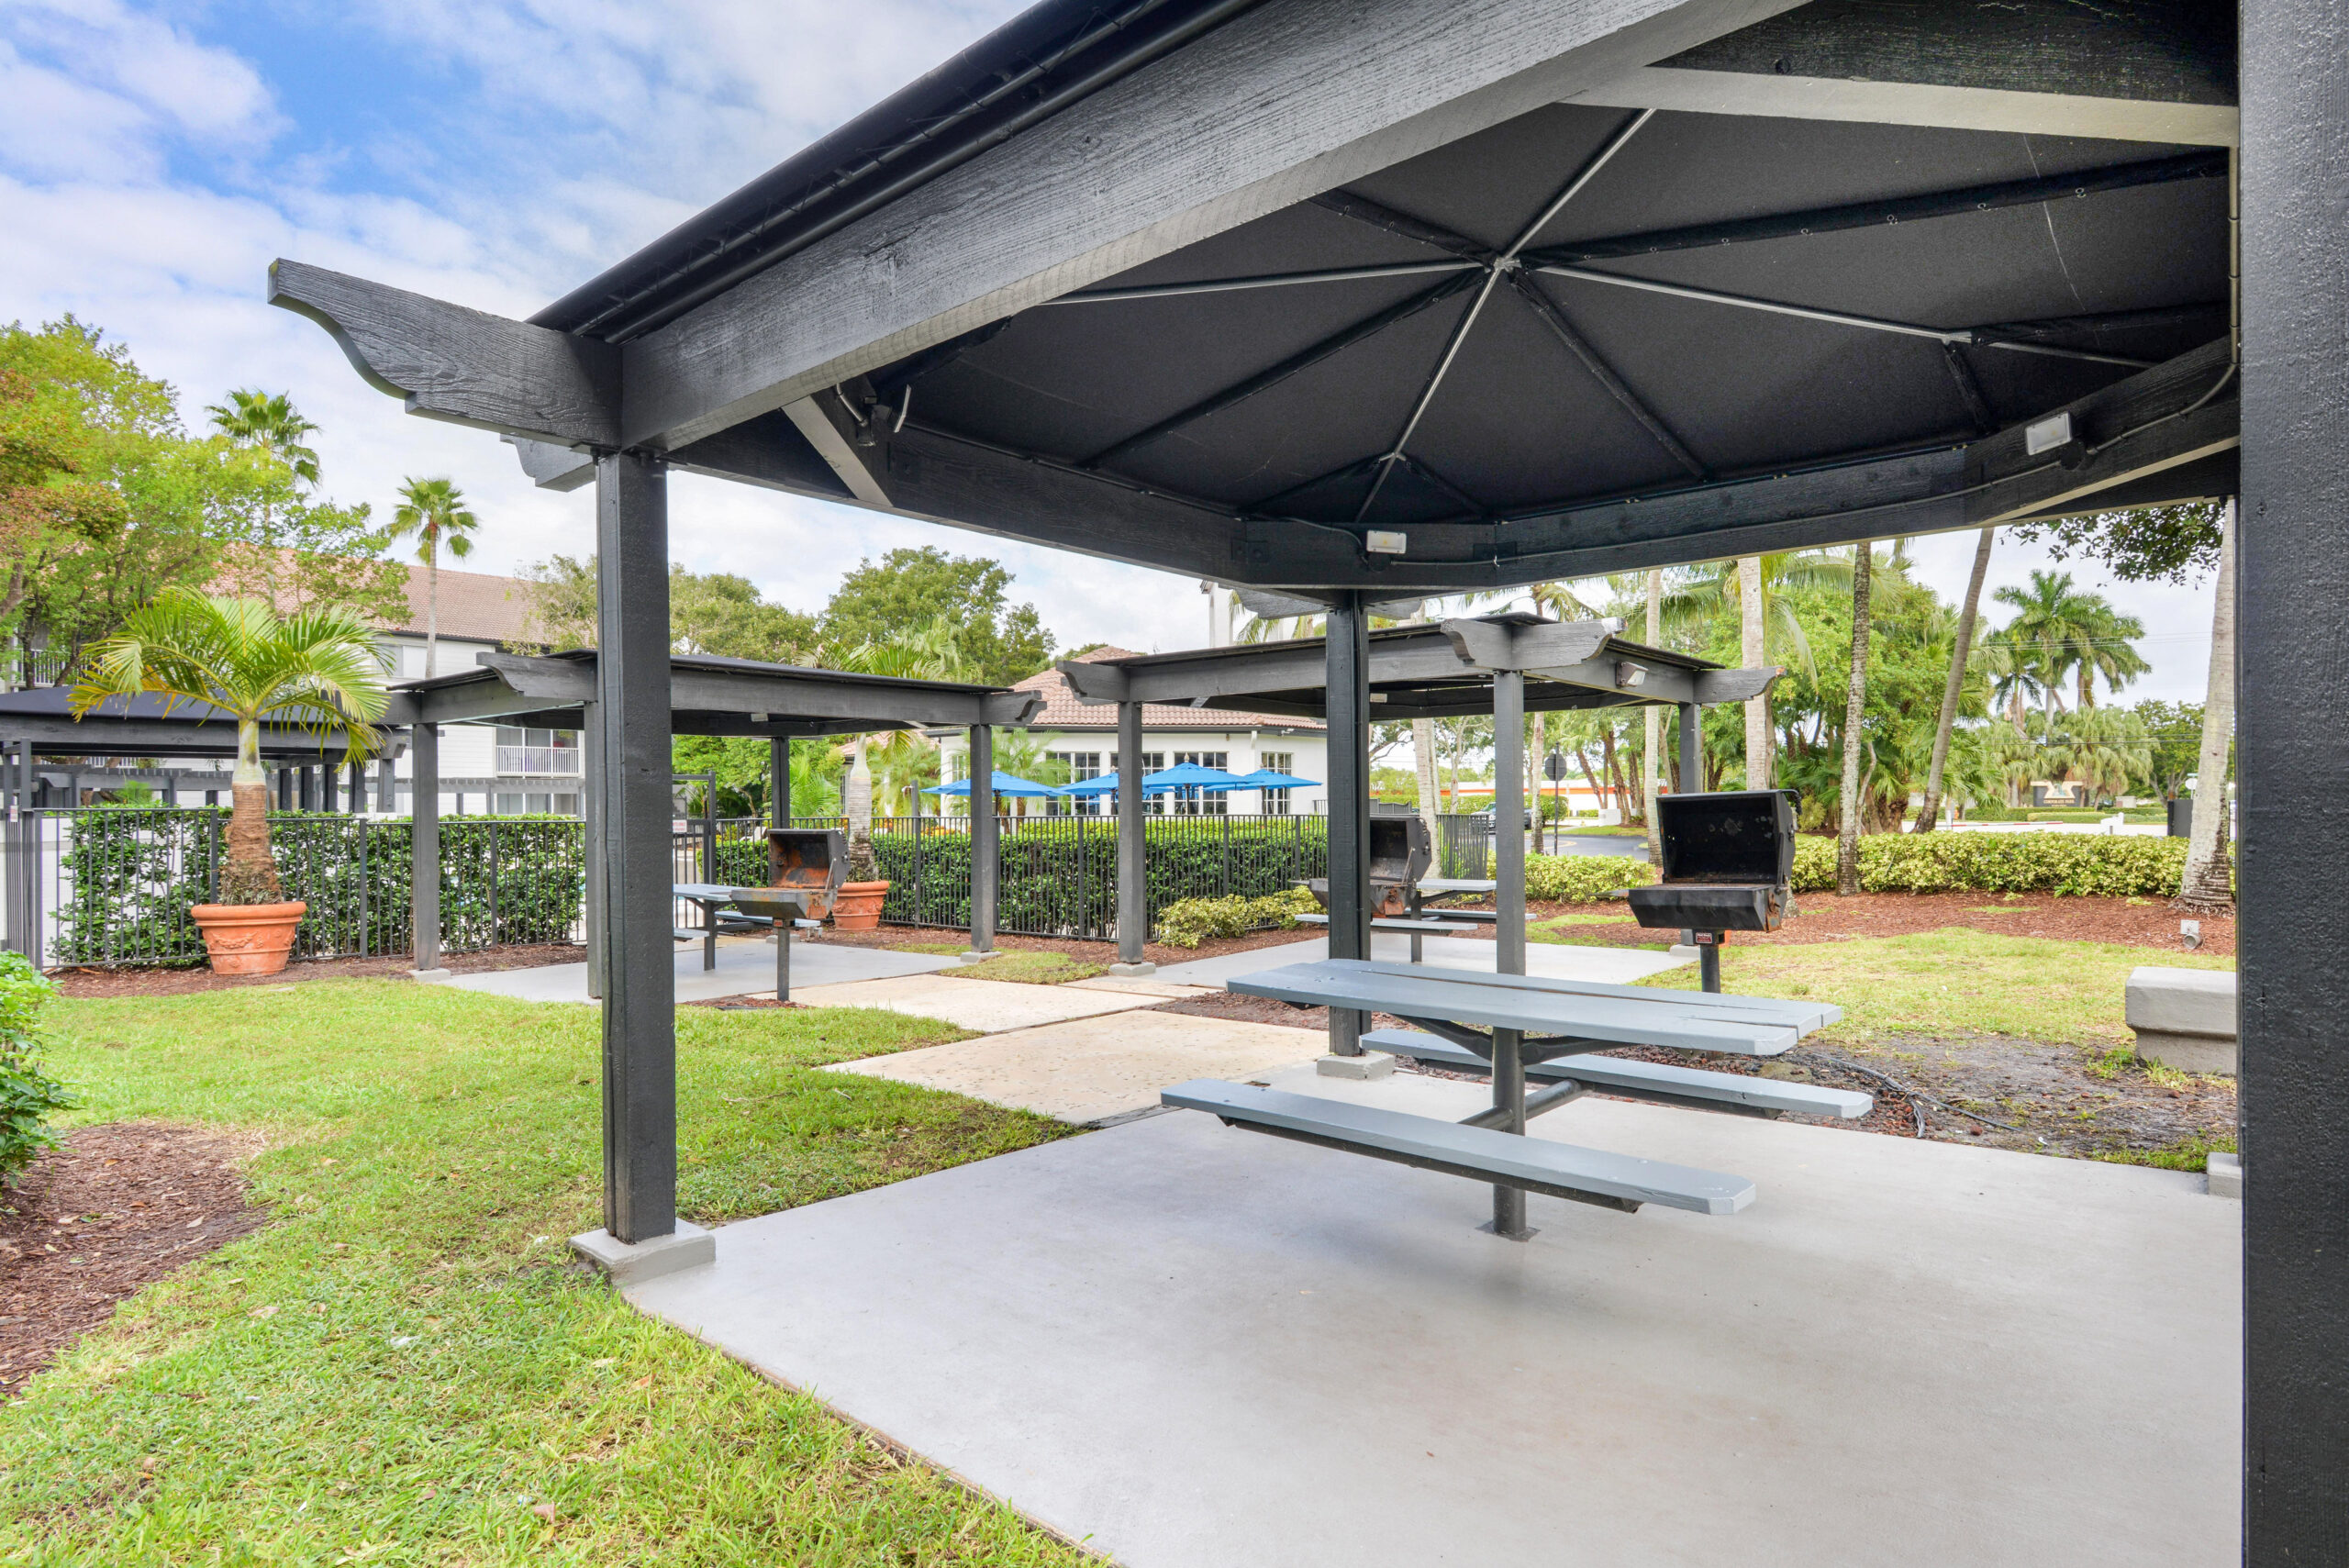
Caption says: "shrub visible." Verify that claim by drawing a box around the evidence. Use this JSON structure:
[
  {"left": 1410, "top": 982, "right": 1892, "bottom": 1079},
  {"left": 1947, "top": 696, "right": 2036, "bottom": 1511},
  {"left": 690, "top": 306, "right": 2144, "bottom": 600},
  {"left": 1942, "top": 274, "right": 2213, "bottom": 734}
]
[
  {"left": 1156, "top": 886, "right": 1319, "bottom": 949},
  {"left": 0, "top": 952, "right": 70, "bottom": 1184},
  {"left": 1788, "top": 832, "right": 2188, "bottom": 896},
  {"left": 1524, "top": 853, "right": 1654, "bottom": 904}
]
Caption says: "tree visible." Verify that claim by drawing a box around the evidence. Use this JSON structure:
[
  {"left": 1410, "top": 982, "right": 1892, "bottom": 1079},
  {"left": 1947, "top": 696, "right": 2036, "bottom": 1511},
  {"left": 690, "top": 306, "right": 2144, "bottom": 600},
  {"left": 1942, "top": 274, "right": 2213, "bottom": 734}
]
[
  {"left": 2177, "top": 503, "right": 2235, "bottom": 912},
  {"left": 205, "top": 389, "right": 405, "bottom": 623},
  {"left": 1658, "top": 552, "right": 1851, "bottom": 790},
  {"left": 2008, "top": 502, "right": 2225, "bottom": 585},
  {"left": 386, "top": 478, "right": 477, "bottom": 677},
  {"left": 669, "top": 565, "right": 819, "bottom": 663},
  {"left": 1835, "top": 545, "right": 1873, "bottom": 895},
  {"left": 517, "top": 553, "right": 599, "bottom": 652},
  {"left": 1642, "top": 569, "right": 1663, "bottom": 858},
  {"left": 69, "top": 589, "right": 386, "bottom": 902},
  {"left": 824, "top": 617, "right": 970, "bottom": 880},
  {"left": 2132, "top": 698, "right": 2206, "bottom": 799},
  {"left": 1991, "top": 570, "right": 2101, "bottom": 727},
  {"left": 205, "top": 390, "right": 319, "bottom": 485},
  {"left": 1739, "top": 556, "right": 1767, "bottom": 788},
  {"left": 1913, "top": 526, "right": 1996, "bottom": 831},
  {"left": 821, "top": 546, "right": 1054, "bottom": 686}
]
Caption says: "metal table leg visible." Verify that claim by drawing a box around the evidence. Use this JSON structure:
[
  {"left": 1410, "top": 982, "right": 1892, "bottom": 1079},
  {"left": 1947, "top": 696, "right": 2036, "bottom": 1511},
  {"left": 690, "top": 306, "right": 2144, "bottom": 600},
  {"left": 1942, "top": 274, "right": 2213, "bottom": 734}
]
[
  {"left": 776, "top": 920, "right": 790, "bottom": 1003},
  {"left": 1484, "top": 1025, "right": 1535, "bottom": 1240}
]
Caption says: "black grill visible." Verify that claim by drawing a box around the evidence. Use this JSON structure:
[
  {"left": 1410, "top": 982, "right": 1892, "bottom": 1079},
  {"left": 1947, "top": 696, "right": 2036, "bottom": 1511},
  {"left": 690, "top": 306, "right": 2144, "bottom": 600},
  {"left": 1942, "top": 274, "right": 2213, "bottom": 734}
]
[
  {"left": 1628, "top": 791, "right": 1798, "bottom": 936},
  {"left": 1305, "top": 816, "right": 1432, "bottom": 917}
]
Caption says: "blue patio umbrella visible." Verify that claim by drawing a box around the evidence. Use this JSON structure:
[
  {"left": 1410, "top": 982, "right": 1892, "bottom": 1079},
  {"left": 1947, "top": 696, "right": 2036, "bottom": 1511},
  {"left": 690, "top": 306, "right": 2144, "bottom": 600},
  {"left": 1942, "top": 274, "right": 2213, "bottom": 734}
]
[
  {"left": 922, "top": 770, "right": 1064, "bottom": 798},
  {"left": 1139, "top": 762, "right": 1251, "bottom": 794},
  {"left": 1217, "top": 768, "right": 1320, "bottom": 790},
  {"left": 1057, "top": 771, "right": 1120, "bottom": 796}
]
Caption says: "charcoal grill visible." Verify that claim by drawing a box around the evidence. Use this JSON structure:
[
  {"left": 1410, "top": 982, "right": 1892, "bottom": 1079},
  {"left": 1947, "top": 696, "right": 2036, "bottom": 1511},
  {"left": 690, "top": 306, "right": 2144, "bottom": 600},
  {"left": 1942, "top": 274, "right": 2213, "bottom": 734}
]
[
  {"left": 1304, "top": 816, "right": 1433, "bottom": 918},
  {"left": 1627, "top": 791, "right": 1798, "bottom": 992},
  {"left": 767, "top": 828, "right": 849, "bottom": 920}
]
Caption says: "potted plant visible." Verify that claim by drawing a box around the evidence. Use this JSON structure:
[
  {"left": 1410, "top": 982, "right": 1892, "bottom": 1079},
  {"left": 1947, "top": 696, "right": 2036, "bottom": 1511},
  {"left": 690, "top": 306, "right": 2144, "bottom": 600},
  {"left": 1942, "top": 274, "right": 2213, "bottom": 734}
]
[
  {"left": 71, "top": 589, "right": 388, "bottom": 976},
  {"left": 819, "top": 618, "right": 971, "bottom": 932},
  {"left": 830, "top": 733, "right": 890, "bottom": 930}
]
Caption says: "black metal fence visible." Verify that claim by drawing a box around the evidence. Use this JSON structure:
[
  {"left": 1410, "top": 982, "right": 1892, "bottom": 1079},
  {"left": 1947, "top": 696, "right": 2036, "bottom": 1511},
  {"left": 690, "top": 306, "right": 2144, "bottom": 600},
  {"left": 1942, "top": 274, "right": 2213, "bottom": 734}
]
[{"left": 9, "top": 806, "right": 1502, "bottom": 967}]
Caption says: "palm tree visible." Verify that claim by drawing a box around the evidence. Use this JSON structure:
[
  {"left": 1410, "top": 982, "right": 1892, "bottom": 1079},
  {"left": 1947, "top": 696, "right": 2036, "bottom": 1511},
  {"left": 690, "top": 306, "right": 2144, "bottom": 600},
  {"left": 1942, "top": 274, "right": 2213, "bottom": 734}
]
[
  {"left": 1991, "top": 570, "right": 2100, "bottom": 730},
  {"left": 2179, "top": 503, "right": 2236, "bottom": 912},
  {"left": 206, "top": 389, "right": 320, "bottom": 485},
  {"left": 386, "top": 478, "right": 478, "bottom": 677},
  {"left": 2069, "top": 600, "right": 2151, "bottom": 708},
  {"left": 1913, "top": 526, "right": 1997, "bottom": 831},
  {"left": 1835, "top": 545, "right": 1874, "bottom": 894},
  {"left": 1658, "top": 551, "right": 1851, "bottom": 789},
  {"left": 2044, "top": 707, "right": 2153, "bottom": 807},
  {"left": 827, "top": 617, "right": 969, "bottom": 879},
  {"left": 70, "top": 589, "right": 386, "bottom": 904}
]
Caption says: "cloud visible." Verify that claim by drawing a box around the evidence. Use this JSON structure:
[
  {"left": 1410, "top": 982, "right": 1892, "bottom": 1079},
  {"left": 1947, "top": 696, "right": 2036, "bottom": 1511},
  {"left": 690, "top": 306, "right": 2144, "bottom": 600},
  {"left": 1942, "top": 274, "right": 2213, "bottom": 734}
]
[{"left": 0, "top": 1, "right": 281, "bottom": 181}]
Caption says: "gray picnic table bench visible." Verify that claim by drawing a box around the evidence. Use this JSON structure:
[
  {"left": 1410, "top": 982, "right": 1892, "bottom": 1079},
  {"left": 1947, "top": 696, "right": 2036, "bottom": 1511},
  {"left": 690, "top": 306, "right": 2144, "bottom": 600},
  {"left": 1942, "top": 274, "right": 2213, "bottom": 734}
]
[
  {"left": 1160, "top": 958, "right": 1862, "bottom": 1229},
  {"left": 674, "top": 883, "right": 820, "bottom": 997},
  {"left": 1292, "top": 911, "right": 1480, "bottom": 962}
]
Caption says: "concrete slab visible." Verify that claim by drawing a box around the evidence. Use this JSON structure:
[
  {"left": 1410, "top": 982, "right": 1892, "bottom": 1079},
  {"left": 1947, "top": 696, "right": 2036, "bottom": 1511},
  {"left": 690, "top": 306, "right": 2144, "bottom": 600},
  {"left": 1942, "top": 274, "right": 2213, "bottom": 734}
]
[
  {"left": 1150, "top": 932, "right": 1689, "bottom": 987},
  {"left": 1063, "top": 976, "right": 1219, "bottom": 999},
  {"left": 633, "top": 1074, "right": 2237, "bottom": 1568},
  {"left": 824, "top": 1011, "right": 1320, "bottom": 1125},
  {"left": 785, "top": 973, "right": 1165, "bottom": 1032},
  {"left": 438, "top": 938, "right": 962, "bottom": 1005}
]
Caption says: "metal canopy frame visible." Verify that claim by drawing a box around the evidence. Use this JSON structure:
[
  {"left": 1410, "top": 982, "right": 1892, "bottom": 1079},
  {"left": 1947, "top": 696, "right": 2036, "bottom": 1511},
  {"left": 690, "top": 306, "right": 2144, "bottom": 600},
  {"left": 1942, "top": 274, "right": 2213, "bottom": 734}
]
[
  {"left": 259, "top": 2, "right": 2346, "bottom": 1550},
  {"left": 1066, "top": 612, "right": 1770, "bottom": 975}
]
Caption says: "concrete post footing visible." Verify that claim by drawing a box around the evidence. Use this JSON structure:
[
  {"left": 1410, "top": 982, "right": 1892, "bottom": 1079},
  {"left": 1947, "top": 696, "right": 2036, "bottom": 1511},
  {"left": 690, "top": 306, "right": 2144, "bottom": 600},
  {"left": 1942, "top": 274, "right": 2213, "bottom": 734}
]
[
  {"left": 1107, "top": 962, "right": 1157, "bottom": 978},
  {"left": 2207, "top": 1152, "right": 2243, "bottom": 1200},
  {"left": 572, "top": 1220, "right": 716, "bottom": 1284},
  {"left": 1317, "top": 1051, "right": 1395, "bottom": 1080},
  {"left": 409, "top": 968, "right": 454, "bottom": 984}
]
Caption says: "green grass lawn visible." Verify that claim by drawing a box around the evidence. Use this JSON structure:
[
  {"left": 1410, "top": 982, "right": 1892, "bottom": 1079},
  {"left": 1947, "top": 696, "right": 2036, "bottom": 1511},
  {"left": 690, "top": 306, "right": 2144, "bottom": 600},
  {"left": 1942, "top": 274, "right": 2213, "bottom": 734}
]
[
  {"left": 1640, "top": 928, "right": 2235, "bottom": 1043},
  {"left": 951, "top": 952, "right": 1108, "bottom": 986},
  {"left": 3, "top": 982, "right": 1087, "bottom": 1566}
]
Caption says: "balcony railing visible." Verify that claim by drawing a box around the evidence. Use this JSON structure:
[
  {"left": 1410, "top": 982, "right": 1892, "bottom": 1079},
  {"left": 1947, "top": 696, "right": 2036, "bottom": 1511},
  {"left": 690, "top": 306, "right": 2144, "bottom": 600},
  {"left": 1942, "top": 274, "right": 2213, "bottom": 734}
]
[{"left": 496, "top": 746, "right": 581, "bottom": 775}]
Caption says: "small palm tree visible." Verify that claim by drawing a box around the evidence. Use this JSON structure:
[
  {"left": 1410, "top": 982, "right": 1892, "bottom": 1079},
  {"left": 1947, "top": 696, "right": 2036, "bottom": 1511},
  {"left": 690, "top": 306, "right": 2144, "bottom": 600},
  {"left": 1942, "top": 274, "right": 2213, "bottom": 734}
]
[
  {"left": 206, "top": 389, "right": 320, "bottom": 484},
  {"left": 70, "top": 589, "right": 387, "bottom": 904},
  {"left": 826, "top": 617, "right": 970, "bottom": 879},
  {"left": 387, "top": 478, "right": 478, "bottom": 676}
]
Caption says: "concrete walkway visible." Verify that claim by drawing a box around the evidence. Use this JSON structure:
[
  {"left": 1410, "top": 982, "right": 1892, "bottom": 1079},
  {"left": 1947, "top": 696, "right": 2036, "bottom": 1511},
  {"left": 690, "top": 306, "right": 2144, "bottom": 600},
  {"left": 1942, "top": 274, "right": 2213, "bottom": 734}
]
[
  {"left": 786, "top": 972, "right": 1178, "bottom": 1032},
  {"left": 631, "top": 1070, "right": 2237, "bottom": 1567},
  {"left": 1150, "top": 932, "right": 1691, "bottom": 987},
  {"left": 434, "top": 936, "right": 961, "bottom": 1005},
  {"left": 828, "top": 1011, "right": 1319, "bottom": 1124}
]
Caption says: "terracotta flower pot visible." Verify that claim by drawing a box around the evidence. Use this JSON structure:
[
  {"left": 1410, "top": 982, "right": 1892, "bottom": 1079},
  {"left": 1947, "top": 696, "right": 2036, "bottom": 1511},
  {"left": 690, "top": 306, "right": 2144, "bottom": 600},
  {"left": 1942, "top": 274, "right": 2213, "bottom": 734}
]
[
  {"left": 829, "top": 881, "right": 891, "bottom": 932},
  {"left": 190, "top": 901, "right": 306, "bottom": 977}
]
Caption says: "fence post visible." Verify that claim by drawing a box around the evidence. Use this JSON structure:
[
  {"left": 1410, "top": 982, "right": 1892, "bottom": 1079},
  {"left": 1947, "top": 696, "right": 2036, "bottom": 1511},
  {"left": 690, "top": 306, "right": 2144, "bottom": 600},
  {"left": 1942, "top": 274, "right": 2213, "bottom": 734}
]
[
  {"left": 410, "top": 723, "right": 443, "bottom": 976},
  {"left": 356, "top": 817, "right": 370, "bottom": 958},
  {"left": 488, "top": 819, "right": 501, "bottom": 949},
  {"left": 966, "top": 726, "right": 996, "bottom": 955}
]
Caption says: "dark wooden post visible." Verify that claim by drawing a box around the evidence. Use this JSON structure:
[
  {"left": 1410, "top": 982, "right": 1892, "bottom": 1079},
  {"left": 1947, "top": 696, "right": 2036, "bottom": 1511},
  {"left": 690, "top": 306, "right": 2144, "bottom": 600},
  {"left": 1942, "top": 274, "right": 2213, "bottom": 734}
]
[
  {"left": 1324, "top": 593, "right": 1371, "bottom": 1055},
  {"left": 770, "top": 737, "right": 789, "bottom": 826},
  {"left": 593, "top": 450, "right": 677, "bottom": 1247},
  {"left": 408, "top": 723, "right": 442, "bottom": 975},
  {"left": 1112, "top": 699, "right": 1151, "bottom": 973},
  {"left": 583, "top": 701, "right": 604, "bottom": 1002},
  {"left": 2242, "top": 0, "right": 2348, "bottom": 1551},
  {"left": 1678, "top": 704, "right": 1700, "bottom": 795},
  {"left": 1487, "top": 665, "right": 1531, "bottom": 1240},
  {"left": 966, "top": 724, "right": 996, "bottom": 955}
]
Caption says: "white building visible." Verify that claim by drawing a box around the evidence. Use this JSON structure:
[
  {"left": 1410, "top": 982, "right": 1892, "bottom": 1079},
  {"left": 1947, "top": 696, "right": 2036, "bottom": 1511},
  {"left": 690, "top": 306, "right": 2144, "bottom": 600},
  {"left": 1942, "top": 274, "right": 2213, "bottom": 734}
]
[{"left": 940, "top": 649, "right": 1328, "bottom": 815}]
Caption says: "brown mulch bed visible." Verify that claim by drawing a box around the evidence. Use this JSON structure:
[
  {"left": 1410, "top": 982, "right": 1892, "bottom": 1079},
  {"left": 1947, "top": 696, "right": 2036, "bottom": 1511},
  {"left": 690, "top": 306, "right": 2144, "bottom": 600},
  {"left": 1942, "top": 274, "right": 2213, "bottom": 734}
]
[
  {"left": 801, "top": 923, "right": 1311, "bottom": 970},
  {"left": 0, "top": 1123, "right": 266, "bottom": 1394},
  {"left": 1504, "top": 892, "right": 2229, "bottom": 958},
  {"left": 50, "top": 942, "right": 586, "bottom": 999}
]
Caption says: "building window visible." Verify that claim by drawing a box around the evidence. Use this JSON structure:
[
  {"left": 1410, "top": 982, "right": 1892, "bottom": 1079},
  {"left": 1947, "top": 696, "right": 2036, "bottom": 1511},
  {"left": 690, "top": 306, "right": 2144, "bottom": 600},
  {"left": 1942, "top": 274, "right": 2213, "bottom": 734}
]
[
  {"left": 495, "top": 727, "right": 581, "bottom": 776},
  {"left": 1171, "top": 751, "right": 1229, "bottom": 816},
  {"left": 1111, "top": 752, "right": 1167, "bottom": 813},
  {"left": 1260, "top": 751, "right": 1294, "bottom": 816},
  {"left": 1047, "top": 751, "right": 1103, "bottom": 815},
  {"left": 493, "top": 791, "right": 582, "bottom": 816}
]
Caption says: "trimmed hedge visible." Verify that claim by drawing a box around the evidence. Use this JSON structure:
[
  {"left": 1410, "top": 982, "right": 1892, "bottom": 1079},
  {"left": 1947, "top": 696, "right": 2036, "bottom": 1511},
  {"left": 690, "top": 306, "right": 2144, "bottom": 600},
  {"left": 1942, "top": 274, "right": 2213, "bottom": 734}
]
[
  {"left": 1787, "top": 831, "right": 2189, "bottom": 895},
  {"left": 52, "top": 809, "right": 586, "bottom": 967},
  {"left": 1156, "top": 886, "right": 1320, "bottom": 948},
  {"left": 1525, "top": 853, "right": 1654, "bottom": 903}
]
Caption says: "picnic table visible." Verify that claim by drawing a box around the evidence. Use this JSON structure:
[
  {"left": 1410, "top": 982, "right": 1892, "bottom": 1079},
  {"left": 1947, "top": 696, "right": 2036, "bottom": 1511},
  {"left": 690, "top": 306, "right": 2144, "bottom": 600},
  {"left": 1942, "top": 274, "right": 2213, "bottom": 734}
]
[
  {"left": 1292, "top": 911, "right": 1480, "bottom": 962},
  {"left": 674, "top": 884, "right": 820, "bottom": 998},
  {"left": 1161, "top": 959, "right": 1865, "bottom": 1237}
]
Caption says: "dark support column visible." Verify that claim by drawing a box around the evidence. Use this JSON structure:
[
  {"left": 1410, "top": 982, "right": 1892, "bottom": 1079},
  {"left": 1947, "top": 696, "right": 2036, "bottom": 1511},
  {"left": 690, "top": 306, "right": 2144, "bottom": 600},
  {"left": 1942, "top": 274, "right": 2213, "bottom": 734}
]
[
  {"left": 1486, "top": 667, "right": 1532, "bottom": 1240},
  {"left": 1324, "top": 594, "right": 1372, "bottom": 1054},
  {"left": 1678, "top": 704, "right": 1701, "bottom": 795},
  {"left": 2242, "top": 0, "right": 2348, "bottom": 1551},
  {"left": 349, "top": 761, "right": 363, "bottom": 815},
  {"left": 770, "top": 738, "right": 790, "bottom": 826},
  {"left": 1113, "top": 700, "right": 1151, "bottom": 972},
  {"left": 409, "top": 724, "right": 441, "bottom": 975},
  {"left": 593, "top": 450, "right": 677, "bottom": 1247},
  {"left": 966, "top": 725, "right": 996, "bottom": 956},
  {"left": 584, "top": 702, "right": 604, "bottom": 1002}
]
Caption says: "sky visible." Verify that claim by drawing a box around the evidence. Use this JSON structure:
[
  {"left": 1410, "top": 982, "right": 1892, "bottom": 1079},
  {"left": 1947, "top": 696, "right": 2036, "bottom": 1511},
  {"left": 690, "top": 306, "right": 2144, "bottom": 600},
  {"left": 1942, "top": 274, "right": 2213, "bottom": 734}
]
[{"left": 0, "top": 0, "right": 2223, "bottom": 696}]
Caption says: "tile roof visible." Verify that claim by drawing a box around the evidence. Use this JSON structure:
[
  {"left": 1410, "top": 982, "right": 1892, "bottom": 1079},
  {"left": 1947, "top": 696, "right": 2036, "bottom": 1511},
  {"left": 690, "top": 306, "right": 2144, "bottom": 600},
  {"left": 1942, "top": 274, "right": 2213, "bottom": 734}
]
[
  {"left": 1015, "top": 648, "right": 1323, "bottom": 732},
  {"left": 378, "top": 562, "right": 539, "bottom": 644}
]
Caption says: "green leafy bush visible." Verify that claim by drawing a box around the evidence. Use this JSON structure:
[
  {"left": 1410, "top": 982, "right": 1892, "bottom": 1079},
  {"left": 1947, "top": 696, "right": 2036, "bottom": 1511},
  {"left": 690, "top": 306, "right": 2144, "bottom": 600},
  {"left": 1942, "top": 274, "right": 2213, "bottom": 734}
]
[
  {"left": 1788, "top": 831, "right": 2188, "bottom": 895},
  {"left": 1524, "top": 853, "right": 1655, "bottom": 903},
  {"left": 1156, "top": 886, "right": 1320, "bottom": 948},
  {"left": 0, "top": 952, "right": 71, "bottom": 1184}
]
